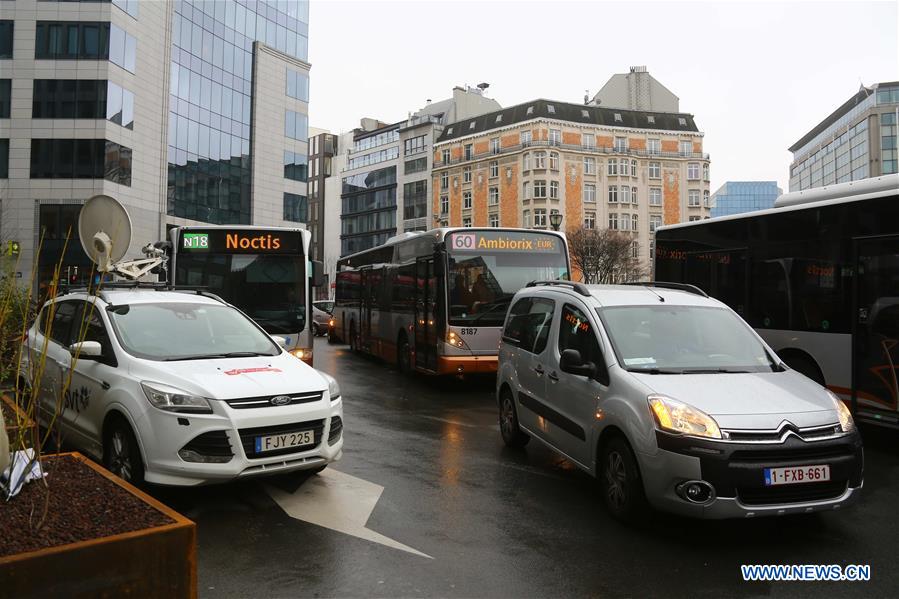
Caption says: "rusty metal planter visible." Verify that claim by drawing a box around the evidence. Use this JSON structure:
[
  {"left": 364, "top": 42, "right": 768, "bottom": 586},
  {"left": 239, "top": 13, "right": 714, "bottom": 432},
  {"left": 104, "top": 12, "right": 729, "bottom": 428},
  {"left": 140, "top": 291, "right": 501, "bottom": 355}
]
[{"left": 0, "top": 452, "right": 197, "bottom": 599}]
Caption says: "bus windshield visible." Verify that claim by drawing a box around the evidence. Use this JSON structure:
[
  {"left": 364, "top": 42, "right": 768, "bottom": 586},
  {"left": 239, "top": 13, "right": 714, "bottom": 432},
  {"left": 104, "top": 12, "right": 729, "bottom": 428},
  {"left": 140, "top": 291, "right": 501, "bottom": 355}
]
[
  {"left": 175, "top": 253, "right": 306, "bottom": 335},
  {"left": 447, "top": 232, "right": 568, "bottom": 327}
]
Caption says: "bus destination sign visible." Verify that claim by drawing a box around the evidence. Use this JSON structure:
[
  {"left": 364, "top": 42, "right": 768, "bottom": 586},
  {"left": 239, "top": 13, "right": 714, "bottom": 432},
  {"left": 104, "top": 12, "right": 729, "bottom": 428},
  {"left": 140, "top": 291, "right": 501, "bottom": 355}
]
[
  {"left": 178, "top": 229, "right": 303, "bottom": 254},
  {"left": 448, "top": 231, "right": 561, "bottom": 253}
]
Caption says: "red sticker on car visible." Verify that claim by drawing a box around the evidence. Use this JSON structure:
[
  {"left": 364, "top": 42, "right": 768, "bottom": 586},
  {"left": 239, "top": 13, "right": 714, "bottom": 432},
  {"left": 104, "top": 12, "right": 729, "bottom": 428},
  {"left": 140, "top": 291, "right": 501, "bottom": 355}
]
[{"left": 224, "top": 367, "right": 283, "bottom": 376}]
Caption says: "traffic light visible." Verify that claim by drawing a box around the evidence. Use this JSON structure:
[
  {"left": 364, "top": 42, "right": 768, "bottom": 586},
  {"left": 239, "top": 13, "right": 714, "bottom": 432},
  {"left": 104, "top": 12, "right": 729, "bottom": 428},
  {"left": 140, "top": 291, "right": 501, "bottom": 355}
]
[{"left": 6, "top": 240, "right": 19, "bottom": 256}]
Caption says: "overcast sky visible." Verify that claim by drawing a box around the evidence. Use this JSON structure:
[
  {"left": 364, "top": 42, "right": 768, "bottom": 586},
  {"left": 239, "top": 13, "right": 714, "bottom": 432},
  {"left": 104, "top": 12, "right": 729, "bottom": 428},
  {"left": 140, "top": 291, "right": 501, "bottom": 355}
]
[{"left": 308, "top": 0, "right": 898, "bottom": 193}]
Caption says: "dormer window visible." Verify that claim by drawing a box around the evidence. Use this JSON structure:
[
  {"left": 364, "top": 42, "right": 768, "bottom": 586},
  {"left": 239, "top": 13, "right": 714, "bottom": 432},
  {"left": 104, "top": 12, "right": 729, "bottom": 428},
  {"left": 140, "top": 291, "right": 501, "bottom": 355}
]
[
  {"left": 469, "top": 122, "right": 476, "bottom": 130},
  {"left": 495, "top": 114, "right": 503, "bottom": 123},
  {"left": 581, "top": 109, "right": 590, "bottom": 118},
  {"left": 526, "top": 106, "right": 534, "bottom": 115},
  {"left": 678, "top": 117, "right": 687, "bottom": 126},
  {"left": 547, "top": 105, "right": 555, "bottom": 114},
  {"left": 647, "top": 115, "right": 655, "bottom": 124},
  {"left": 447, "top": 127, "right": 453, "bottom": 134},
  {"left": 614, "top": 113, "right": 622, "bottom": 122}
]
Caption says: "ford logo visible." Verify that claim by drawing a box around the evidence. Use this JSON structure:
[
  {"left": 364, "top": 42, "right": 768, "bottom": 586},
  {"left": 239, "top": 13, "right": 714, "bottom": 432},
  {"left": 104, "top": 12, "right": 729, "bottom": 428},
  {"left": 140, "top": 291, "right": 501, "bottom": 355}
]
[{"left": 270, "top": 395, "right": 292, "bottom": 406}]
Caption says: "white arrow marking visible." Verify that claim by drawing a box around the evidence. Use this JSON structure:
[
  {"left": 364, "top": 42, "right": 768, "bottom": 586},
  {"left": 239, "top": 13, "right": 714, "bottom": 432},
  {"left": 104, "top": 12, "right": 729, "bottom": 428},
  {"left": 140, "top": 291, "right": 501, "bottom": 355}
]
[{"left": 266, "top": 469, "right": 432, "bottom": 559}]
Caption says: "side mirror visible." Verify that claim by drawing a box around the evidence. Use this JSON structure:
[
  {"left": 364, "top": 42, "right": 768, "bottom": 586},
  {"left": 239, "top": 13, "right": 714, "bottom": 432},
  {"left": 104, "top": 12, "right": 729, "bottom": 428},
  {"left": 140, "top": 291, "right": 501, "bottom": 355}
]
[
  {"left": 272, "top": 335, "right": 289, "bottom": 349},
  {"left": 559, "top": 349, "right": 596, "bottom": 378},
  {"left": 69, "top": 341, "right": 102, "bottom": 359},
  {"left": 311, "top": 260, "right": 325, "bottom": 288}
]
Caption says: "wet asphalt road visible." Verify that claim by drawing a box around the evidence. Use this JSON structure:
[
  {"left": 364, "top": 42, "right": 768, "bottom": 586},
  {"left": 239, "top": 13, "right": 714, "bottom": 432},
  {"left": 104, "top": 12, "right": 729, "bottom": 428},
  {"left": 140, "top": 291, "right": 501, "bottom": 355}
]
[{"left": 153, "top": 339, "right": 899, "bottom": 598}]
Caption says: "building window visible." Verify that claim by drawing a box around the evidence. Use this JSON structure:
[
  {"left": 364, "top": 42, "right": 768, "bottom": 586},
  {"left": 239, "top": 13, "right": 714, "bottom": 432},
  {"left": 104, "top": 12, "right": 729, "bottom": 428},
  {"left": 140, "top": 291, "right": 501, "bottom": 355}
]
[
  {"left": 489, "top": 160, "right": 499, "bottom": 178},
  {"left": 346, "top": 146, "right": 399, "bottom": 170},
  {"left": 535, "top": 151, "right": 546, "bottom": 169},
  {"left": 648, "top": 161, "right": 661, "bottom": 178},
  {"left": 286, "top": 68, "right": 309, "bottom": 102},
  {"left": 32, "top": 80, "right": 130, "bottom": 129},
  {"left": 585, "top": 212, "right": 596, "bottom": 229},
  {"left": 550, "top": 181, "right": 559, "bottom": 199},
  {"left": 614, "top": 113, "right": 622, "bottom": 122},
  {"left": 463, "top": 166, "right": 472, "bottom": 184},
  {"left": 403, "top": 180, "right": 428, "bottom": 219},
  {"left": 608, "top": 158, "right": 618, "bottom": 176},
  {"left": 0, "top": 80, "right": 8, "bottom": 119},
  {"left": 547, "top": 105, "right": 556, "bottom": 114},
  {"left": 283, "top": 193, "right": 308, "bottom": 223},
  {"left": 534, "top": 180, "right": 547, "bottom": 198},
  {"left": 630, "top": 160, "right": 637, "bottom": 177},
  {"left": 632, "top": 215, "right": 638, "bottom": 231},
  {"left": 521, "top": 130, "right": 532, "bottom": 145},
  {"left": 0, "top": 21, "right": 12, "bottom": 59},
  {"left": 463, "top": 191, "right": 472, "bottom": 209},
  {"left": 495, "top": 114, "right": 503, "bottom": 124},
  {"left": 549, "top": 129, "right": 561, "bottom": 145},
  {"left": 584, "top": 183, "right": 596, "bottom": 203},
  {"left": 649, "top": 214, "right": 662, "bottom": 232},
  {"left": 678, "top": 117, "right": 687, "bottom": 126},
  {"left": 688, "top": 216, "right": 701, "bottom": 222},
  {"left": 550, "top": 152, "right": 559, "bottom": 170},
  {"left": 648, "top": 138, "right": 660, "bottom": 155},
  {"left": 523, "top": 209, "right": 531, "bottom": 227},
  {"left": 583, "top": 133, "right": 595, "bottom": 149},
  {"left": 584, "top": 157, "right": 595, "bottom": 174},
  {"left": 353, "top": 130, "right": 399, "bottom": 153},
  {"left": 608, "top": 185, "right": 618, "bottom": 203},
  {"left": 526, "top": 106, "right": 534, "bottom": 115},
  {"left": 619, "top": 213, "right": 631, "bottom": 231},
  {"left": 30, "top": 139, "right": 132, "bottom": 185},
  {"left": 0, "top": 139, "right": 8, "bottom": 179},
  {"left": 703, "top": 190, "right": 710, "bottom": 207},
  {"left": 441, "top": 148, "right": 450, "bottom": 164},
  {"left": 491, "top": 137, "right": 500, "bottom": 154},
  {"left": 702, "top": 163, "right": 709, "bottom": 181},
  {"left": 489, "top": 186, "right": 499, "bottom": 205},
  {"left": 649, "top": 187, "right": 662, "bottom": 206},
  {"left": 405, "top": 157, "right": 427, "bottom": 175},
  {"left": 631, "top": 241, "right": 639, "bottom": 258},
  {"left": 404, "top": 135, "right": 427, "bottom": 156},
  {"left": 464, "top": 144, "right": 473, "bottom": 160},
  {"left": 440, "top": 171, "right": 448, "bottom": 190},
  {"left": 523, "top": 181, "right": 530, "bottom": 199},
  {"left": 440, "top": 195, "right": 449, "bottom": 215},
  {"left": 680, "top": 140, "right": 692, "bottom": 156},
  {"left": 284, "top": 151, "right": 307, "bottom": 181},
  {"left": 687, "top": 162, "right": 700, "bottom": 180},
  {"left": 614, "top": 137, "right": 628, "bottom": 152},
  {"left": 463, "top": 217, "right": 472, "bottom": 228},
  {"left": 523, "top": 152, "right": 530, "bottom": 171},
  {"left": 647, "top": 115, "right": 655, "bottom": 124},
  {"left": 534, "top": 208, "right": 547, "bottom": 228},
  {"left": 620, "top": 186, "right": 632, "bottom": 204},
  {"left": 489, "top": 213, "right": 499, "bottom": 227},
  {"left": 688, "top": 190, "right": 700, "bottom": 206},
  {"left": 608, "top": 212, "right": 618, "bottom": 229},
  {"left": 285, "top": 110, "right": 308, "bottom": 141}
]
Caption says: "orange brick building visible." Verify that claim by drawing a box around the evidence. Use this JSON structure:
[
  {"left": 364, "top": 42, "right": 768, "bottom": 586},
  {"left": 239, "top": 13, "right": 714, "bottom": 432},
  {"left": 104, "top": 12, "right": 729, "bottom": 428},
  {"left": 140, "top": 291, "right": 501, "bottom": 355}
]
[{"left": 431, "top": 99, "right": 711, "bottom": 273}]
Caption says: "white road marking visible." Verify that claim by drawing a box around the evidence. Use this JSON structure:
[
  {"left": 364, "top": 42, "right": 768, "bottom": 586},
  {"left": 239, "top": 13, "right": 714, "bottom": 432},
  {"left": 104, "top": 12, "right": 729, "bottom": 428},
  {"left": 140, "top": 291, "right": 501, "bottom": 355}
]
[{"left": 266, "top": 469, "right": 432, "bottom": 559}]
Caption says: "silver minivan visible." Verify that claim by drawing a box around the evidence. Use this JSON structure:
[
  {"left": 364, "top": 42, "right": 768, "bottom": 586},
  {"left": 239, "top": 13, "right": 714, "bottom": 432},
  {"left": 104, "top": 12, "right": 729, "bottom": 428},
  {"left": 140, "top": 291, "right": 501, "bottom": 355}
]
[{"left": 496, "top": 281, "right": 863, "bottom": 520}]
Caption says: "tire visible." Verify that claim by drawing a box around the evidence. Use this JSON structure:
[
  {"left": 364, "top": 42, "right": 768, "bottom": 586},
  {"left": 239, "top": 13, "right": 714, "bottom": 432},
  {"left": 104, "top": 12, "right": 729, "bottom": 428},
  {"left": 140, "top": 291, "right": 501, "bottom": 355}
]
[
  {"left": 498, "top": 388, "right": 530, "bottom": 448},
  {"left": 397, "top": 335, "right": 412, "bottom": 374},
  {"left": 599, "top": 436, "right": 647, "bottom": 523},
  {"left": 103, "top": 416, "right": 145, "bottom": 486}
]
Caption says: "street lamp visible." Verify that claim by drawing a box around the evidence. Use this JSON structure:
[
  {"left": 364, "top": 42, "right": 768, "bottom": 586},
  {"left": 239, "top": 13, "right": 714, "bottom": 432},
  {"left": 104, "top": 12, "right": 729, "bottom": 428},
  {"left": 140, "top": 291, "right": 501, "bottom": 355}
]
[{"left": 549, "top": 211, "right": 563, "bottom": 231}]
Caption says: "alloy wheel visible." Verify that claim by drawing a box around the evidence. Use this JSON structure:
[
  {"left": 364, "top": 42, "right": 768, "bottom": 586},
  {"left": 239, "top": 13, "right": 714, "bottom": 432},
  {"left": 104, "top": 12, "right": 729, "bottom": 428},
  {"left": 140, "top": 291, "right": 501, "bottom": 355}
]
[
  {"left": 110, "top": 430, "right": 132, "bottom": 481},
  {"left": 605, "top": 450, "right": 628, "bottom": 509}
]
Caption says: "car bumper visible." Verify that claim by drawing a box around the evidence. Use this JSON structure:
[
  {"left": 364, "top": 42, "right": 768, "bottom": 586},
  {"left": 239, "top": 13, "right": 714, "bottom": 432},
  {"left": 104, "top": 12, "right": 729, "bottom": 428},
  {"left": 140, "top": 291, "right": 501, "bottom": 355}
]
[
  {"left": 137, "top": 400, "right": 343, "bottom": 487},
  {"left": 638, "top": 430, "right": 864, "bottom": 519},
  {"left": 436, "top": 355, "right": 498, "bottom": 375}
]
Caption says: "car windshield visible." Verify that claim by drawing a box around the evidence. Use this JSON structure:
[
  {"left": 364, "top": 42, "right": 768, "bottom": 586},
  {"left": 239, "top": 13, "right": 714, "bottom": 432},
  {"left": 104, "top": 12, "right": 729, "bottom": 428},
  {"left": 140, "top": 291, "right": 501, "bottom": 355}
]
[
  {"left": 107, "top": 302, "right": 280, "bottom": 361},
  {"left": 315, "top": 301, "right": 334, "bottom": 314},
  {"left": 598, "top": 305, "right": 777, "bottom": 373}
]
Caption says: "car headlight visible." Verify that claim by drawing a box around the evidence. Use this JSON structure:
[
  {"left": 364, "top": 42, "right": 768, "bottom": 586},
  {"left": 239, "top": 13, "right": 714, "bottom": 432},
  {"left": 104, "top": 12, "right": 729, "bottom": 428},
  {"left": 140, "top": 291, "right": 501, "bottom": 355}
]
[
  {"left": 320, "top": 372, "right": 341, "bottom": 401},
  {"left": 828, "top": 390, "right": 855, "bottom": 432},
  {"left": 648, "top": 395, "right": 721, "bottom": 439},
  {"left": 141, "top": 382, "right": 213, "bottom": 414},
  {"left": 290, "top": 348, "right": 312, "bottom": 361}
]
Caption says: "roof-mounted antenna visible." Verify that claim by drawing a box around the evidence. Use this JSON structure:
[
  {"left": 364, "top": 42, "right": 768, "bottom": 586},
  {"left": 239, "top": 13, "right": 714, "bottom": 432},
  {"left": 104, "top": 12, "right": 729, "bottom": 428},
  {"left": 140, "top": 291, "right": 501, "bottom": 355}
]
[{"left": 643, "top": 285, "right": 665, "bottom": 303}]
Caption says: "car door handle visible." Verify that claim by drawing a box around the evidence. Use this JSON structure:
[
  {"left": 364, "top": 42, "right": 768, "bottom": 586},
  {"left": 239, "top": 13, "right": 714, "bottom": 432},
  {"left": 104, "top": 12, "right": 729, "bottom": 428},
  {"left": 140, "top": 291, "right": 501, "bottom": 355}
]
[
  {"left": 548, "top": 371, "right": 559, "bottom": 382},
  {"left": 533, "top": 365, "right": 544, "bottom": 376}
]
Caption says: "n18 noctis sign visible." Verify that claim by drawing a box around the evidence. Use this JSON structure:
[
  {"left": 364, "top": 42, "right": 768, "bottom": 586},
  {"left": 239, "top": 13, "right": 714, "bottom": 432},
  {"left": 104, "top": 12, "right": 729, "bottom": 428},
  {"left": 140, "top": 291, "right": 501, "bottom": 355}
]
[
  {"left": 448, "top": 231, "right": 562, "bottom": 253},
  {"left": 178, "top": 228, "right": 303, "bottom": 254}
]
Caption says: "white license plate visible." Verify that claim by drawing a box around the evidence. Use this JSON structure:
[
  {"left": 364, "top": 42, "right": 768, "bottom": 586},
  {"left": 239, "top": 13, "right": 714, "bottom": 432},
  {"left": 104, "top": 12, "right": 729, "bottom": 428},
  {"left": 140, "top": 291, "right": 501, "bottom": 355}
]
[
  {"left": 255, "top": 430, "right": 314, "bottom": 453},
  {"left": 764, "top": 464, "right": 831, "bottom": 486}
]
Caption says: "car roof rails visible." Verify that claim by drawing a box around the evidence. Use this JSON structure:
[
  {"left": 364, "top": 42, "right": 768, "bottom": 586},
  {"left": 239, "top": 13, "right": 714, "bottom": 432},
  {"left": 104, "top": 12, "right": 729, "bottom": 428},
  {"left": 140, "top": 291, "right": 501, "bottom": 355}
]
[
  {"left": 622, "top": 281, "right": 709, "bottom": 298},
  {"left": 526, "top": 280, "right": 592, "bottom": 297}
]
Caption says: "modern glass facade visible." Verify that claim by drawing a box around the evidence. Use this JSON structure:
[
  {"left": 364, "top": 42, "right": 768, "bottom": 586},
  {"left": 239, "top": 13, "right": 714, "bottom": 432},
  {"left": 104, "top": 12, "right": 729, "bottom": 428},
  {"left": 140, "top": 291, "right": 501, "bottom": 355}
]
[
  {"left": 709, "top": 181, "right": 781, "bottom": 218},
  {"left": 166, "top": 0, "right": 309, "bottom": 224},
  {"left": 340, "top": 165, "right": 397, "bottom": 256}
]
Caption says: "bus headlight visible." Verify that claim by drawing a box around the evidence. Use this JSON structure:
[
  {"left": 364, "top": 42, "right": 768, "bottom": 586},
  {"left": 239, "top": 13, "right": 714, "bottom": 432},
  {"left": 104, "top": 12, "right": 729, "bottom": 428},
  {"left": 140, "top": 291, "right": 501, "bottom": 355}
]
[
  {"left": 141, "top": 382, "right": 212, "bottom": 414},
  {"left": 446, "top": 330, "right": 470, "bottom": 350},
  {"left": 648, "top": 395, "right": 721, "bottom": 439},
  {"left": 828, "top": 390, "right": 855, "bottom": 432}
]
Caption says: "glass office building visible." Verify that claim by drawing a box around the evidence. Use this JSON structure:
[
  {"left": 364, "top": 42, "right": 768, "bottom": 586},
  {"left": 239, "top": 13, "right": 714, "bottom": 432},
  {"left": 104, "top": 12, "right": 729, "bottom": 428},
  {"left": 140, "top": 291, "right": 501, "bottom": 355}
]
[
  {"left": 167, "top": 0, "right": 309, "bottom": 224},
  {"left": 709, "top": 181, "right": 782, "bottom": 218}
]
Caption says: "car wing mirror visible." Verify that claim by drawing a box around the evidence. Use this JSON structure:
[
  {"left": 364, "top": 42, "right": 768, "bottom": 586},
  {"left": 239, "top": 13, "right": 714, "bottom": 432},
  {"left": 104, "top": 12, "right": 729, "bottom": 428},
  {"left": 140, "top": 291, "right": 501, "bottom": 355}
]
[
  {"left": 560, "top": 349, "right": 596, "bottom": 377},
  {"left": 69, "top": 341, "right": 102, "bottom": 358}
]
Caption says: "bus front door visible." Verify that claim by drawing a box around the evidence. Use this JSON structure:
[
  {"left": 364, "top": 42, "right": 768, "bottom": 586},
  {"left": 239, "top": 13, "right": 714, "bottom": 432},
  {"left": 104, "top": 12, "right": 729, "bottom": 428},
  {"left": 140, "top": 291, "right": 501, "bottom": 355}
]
[
  {"left": 415, "top": 257, "right": 437, "bottom": 371},
  {"left": 854, "top": 235, "right": 899, "bottom": 420}
]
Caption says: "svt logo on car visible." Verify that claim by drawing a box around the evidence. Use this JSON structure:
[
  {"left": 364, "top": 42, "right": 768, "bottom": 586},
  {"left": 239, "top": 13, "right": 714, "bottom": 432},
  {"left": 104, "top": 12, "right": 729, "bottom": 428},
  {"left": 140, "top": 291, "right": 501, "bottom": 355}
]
[{"left": 270, "top": 395, "right": 292, "bottom": 406}]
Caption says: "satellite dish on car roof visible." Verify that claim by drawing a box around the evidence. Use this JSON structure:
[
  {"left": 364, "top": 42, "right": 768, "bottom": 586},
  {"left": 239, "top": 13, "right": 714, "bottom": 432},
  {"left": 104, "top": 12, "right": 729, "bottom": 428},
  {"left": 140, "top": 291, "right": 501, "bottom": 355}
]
[{"left": 78, "top": 194, "right": 132, "bottom": 273}]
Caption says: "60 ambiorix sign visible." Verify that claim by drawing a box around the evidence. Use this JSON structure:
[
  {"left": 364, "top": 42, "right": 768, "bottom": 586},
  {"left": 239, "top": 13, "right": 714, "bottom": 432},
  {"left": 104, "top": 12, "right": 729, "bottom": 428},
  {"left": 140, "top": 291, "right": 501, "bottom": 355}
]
[
  {"left": 178, "top": 228, "right": 303, "bottom": 254},
  {"left": 448, "top": 231, "right": 561, "bottom": 253}
]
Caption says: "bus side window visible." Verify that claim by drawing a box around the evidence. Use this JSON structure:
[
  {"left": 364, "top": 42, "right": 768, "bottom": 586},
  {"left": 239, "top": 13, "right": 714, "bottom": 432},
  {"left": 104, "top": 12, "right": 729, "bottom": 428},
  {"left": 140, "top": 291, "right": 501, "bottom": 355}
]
[{"left": 748, "top": 260, "right": 790, "bottom": 329}]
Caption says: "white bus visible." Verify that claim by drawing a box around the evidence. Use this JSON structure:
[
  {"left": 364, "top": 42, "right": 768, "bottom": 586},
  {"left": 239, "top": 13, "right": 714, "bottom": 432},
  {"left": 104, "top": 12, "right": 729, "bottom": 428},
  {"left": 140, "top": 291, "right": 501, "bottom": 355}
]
[
  {"left": 655, "top": 175, "right": 899, "bottom": 428},
  {"left": 170, "top": 226, "right": 324, "bottom": 366},
  {"left": 331, "top": 228, "right": 570, "bottom": 375}
]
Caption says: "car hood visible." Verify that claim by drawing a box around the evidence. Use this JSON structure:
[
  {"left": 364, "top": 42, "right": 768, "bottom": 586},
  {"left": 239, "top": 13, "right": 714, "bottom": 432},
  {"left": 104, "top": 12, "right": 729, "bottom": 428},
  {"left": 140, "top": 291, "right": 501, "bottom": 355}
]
[
  {"left": 133, "top": 352, "right": 327, "bottom": 400},
  {"left": 631, "top": 370, "right": 840, "bottom": 429}
]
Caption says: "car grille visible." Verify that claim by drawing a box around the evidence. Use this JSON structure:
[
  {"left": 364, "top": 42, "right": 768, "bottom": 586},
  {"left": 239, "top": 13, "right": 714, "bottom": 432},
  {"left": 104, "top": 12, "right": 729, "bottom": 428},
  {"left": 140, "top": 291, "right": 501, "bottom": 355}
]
[
  {"left": 225, "top": 391, "right": 324, "bottom": 409},
  {"left": 181, "top": 430, "right": 233, "bottom": 458},
  {"left": 328, "top": 416, "right": 343, "bottom": 446},
  {"left": 729, "top": 444, "right": 854, "bottom": 464},
  {"left": 724, "top": 423, "right": 842, "bottom": 443},
  {"left": 238, "top": 419, "right": 325, "bottom": 459},
  {"left": 738, "top": 480, "right": 847, "bottom": 506}
]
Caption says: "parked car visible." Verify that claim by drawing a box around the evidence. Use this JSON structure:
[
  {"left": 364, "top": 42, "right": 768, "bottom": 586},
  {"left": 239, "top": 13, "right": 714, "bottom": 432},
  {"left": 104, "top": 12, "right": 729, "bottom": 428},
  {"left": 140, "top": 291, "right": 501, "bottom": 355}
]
[
  {"left": 22, "top": 288, "right": 344, "bottom": 486},
  {"left": 312, "top": 300, "right": 334, "bottom": 336},
  {"left": 496, "top": 281, "right": 863, "bottom": 520}
]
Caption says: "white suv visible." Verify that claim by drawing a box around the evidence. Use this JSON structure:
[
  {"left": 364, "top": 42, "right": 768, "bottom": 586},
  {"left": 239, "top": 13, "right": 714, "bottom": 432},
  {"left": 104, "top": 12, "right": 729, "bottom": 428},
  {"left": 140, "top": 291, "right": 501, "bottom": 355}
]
[
  {"left": 497, "top": 281, "right": 863, "bottom": 520},
  {"left": 23, "top": 288, "right": 344, "bottom": 486}
]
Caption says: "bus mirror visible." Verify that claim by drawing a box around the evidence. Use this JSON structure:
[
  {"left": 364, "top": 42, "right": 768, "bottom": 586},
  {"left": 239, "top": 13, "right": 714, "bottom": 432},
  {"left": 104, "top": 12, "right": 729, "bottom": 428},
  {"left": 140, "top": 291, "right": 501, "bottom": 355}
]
[{"left": 311, "top": 260, "right": 325, "bottom": 287}]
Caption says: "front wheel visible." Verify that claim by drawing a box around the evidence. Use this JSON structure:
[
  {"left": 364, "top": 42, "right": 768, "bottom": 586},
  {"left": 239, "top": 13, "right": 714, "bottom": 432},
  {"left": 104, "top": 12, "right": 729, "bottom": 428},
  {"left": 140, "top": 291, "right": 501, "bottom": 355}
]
[
  {"left": 498, "top": 389, "right": 529, "bottom": 448},
  {"left": 103, "top": 417, "right": 145, "bottom": 486},
  {"left": 599, "top": 436, "right": 647, "bottom": 522}
]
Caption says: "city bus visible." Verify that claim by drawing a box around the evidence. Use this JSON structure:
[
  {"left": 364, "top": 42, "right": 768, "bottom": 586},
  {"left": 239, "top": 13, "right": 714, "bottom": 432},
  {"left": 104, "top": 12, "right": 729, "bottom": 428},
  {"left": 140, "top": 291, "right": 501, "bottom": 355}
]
[
  {"left": 169, "top": 226, "right": 323, "bottom": 366},
  {"left": 331, "top": 228, "right": 570, "bottom": 375},
  {"left": 654, "top": 174, "right": 899, "bottom": 428}
]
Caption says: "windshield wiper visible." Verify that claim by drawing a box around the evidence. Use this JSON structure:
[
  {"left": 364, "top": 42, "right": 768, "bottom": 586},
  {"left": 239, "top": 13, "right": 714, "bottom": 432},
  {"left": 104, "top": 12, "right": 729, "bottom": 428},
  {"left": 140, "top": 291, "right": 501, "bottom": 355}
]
[
  {"left": 164, "top": 351, "right": 274, "bottom": 361},
  {"left": 681, "top": 368, "right": 752, "bottom": 374},
  {"left": 628, "top": 367, "right": 684, "bottom": 375}
]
